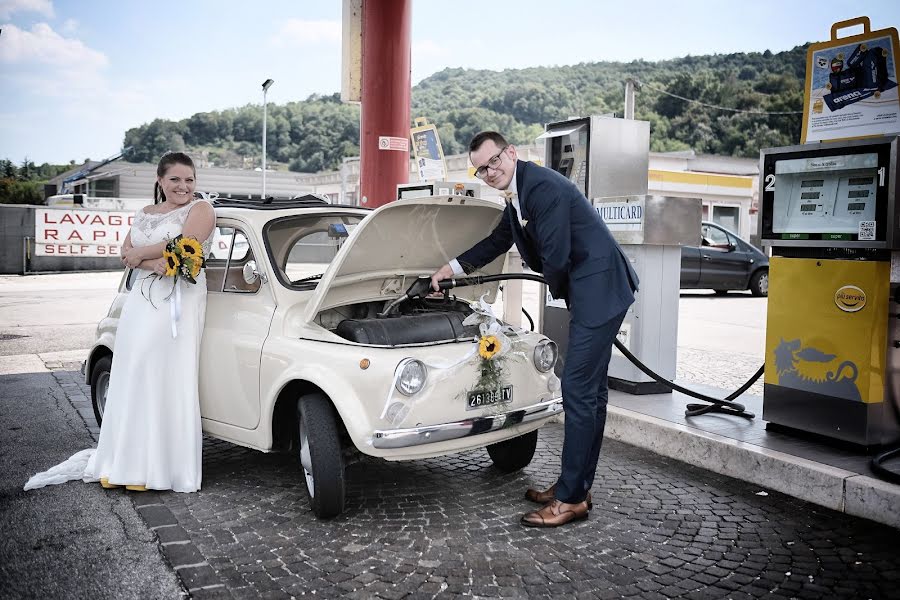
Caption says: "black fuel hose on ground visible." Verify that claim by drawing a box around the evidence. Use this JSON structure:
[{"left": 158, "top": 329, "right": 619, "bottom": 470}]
[
  {"left": 410, "top": 273, "right": 761, "bottom": 419},
  {"left": 871, "top": 446, "right": 900, "bottom": 484}
]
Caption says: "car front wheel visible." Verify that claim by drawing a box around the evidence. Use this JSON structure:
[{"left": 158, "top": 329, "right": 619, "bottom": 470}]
[
  {"left": 297, "top": 392, "right": 345, "bottom": 518},
  {"left": 750, "top": 269, "right": 769, "bottom": 297},
  {"left": 90, "top": 355, "right": 112, "bottom": 426},
  {"left": 486, "top": 430, "right": 538, "bottom": 473}
]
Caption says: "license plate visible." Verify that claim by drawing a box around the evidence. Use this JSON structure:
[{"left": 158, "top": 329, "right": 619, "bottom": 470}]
[{"left": 466, "top": 386, "right": 513, "bottom": 410}]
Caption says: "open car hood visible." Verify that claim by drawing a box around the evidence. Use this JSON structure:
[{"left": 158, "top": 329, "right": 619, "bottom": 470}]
[{"left": 304, "top": 195, "right": 507, "bottom": 322}]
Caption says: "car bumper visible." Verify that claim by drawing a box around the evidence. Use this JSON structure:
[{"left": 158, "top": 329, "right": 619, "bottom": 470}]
[{"left": 371, "top": 396, "right": 563, "bottom": 449}]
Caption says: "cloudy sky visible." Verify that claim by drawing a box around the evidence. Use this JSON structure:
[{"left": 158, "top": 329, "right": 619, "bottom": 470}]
[{"left": 1, "top": 0, "right": 898, "bottom": 164}]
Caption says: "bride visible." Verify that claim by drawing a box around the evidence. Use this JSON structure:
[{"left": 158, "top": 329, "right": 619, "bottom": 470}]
[{"left": 25, "top": 152, "right": 215, "bottom": 493}]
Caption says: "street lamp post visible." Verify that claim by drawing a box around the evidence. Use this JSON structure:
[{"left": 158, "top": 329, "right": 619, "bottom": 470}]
[{"left": 261, "top": 78, "right": 274, "bottom": 199}]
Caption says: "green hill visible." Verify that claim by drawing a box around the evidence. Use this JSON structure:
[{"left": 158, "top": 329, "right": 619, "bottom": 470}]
[{"left": 123, "top": 44, "right": 808, "bottom": 171}]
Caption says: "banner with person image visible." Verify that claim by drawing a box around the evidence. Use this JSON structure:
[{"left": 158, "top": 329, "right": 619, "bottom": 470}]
[{"left": 802, "top": 17, "right": 900, "bottom": 143}]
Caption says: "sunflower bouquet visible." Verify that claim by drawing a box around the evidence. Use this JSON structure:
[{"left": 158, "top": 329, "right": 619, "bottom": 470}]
[
  {"left": 162, "top": 234, "right": 206, "bottom": 284},
  {"left": 475, "top": 331, "right": 507, "bottom": 394}
]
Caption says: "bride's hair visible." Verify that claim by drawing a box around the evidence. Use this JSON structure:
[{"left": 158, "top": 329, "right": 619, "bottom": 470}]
[{"left": 154, "top": 152, "right": 196, "bottom": 205}]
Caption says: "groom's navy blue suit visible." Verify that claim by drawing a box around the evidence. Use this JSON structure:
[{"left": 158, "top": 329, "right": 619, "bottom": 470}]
[{"left": 457, "top": 159, "right": 639, "bottom": 504}]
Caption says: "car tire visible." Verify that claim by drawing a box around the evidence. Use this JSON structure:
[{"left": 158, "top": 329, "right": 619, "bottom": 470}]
[
  {"left": 487, "top": 430, "right": 538, "bottom": 473},
  {"left": 90, "top": 355, "right": 112, "bottom": 426},
  {"left": 297, "top": 392, "right": 345, "bottom": 518},
  {"left": 750, "top": 269, "right": 769, "bottom": 297}
]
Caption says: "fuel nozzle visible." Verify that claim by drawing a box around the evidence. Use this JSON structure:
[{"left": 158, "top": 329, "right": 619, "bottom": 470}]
[
  {"left": 404, "top": 276, "right": 445, "bottom": 300},
  {"left": 378, "top": 276, "right": 459, "bottom": 318}
]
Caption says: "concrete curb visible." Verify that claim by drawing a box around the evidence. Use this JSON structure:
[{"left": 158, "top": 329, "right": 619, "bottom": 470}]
[{"left": 605, "top": 405, "right": 900, "bottom": 530}]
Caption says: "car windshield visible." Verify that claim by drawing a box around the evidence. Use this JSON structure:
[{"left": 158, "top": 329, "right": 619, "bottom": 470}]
[{"left": 264, "top": 213, "right": 367, "bottom": 289}]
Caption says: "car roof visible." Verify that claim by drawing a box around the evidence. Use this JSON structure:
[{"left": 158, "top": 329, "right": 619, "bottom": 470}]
[
  {"left": 212, "top": 194, "right": 371, "bottom": 211},
  {"left": 211, "top": 196, "right": 370, "bottom": 225}
]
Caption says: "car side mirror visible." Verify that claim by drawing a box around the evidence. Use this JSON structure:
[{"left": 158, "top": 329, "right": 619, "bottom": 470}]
[{"left": 242, "top": 260, "right": 261, "bottom": 285}]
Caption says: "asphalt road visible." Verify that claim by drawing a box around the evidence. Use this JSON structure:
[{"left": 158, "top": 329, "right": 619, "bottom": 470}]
[
  {"left": 0, "top": 272, "right": 124, "bottom": 356},
  {"left": 0, "top": 369, "right": 184, "bottom": 599}
]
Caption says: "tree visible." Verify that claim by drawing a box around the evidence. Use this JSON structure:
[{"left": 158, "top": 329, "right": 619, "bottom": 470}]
[
  {"left": 124, "top": 119, "right": 188, "bottom": 162},
  {"left": 0, "top": 178, "right": 43, "bottom": 204},
  {"left": 1, "top": 159, "right": 15, "bottom": 178},
  {"left": 119, "top": 44, "right": 807, "bottom": 164}
]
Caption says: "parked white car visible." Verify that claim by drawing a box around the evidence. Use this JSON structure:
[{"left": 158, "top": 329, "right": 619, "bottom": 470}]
[{"left": 84, "top": 194, "right": 562, "bottom": 517}]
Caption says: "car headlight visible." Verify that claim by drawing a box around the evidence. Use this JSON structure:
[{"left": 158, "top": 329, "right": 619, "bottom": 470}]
[
  {"left": 395, "top": 358, "right": 427, "bottom": 395},
  {"left": 533, "top": 339, "right": 558, "bottom": 373}
]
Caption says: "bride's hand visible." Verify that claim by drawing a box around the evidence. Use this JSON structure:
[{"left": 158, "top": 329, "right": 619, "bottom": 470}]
[
  {"left": 122, "top": 247, "right": 144, "bottom": 268},
  {"left": 151, "top": 257, "right": 167, "bottom": 276}
]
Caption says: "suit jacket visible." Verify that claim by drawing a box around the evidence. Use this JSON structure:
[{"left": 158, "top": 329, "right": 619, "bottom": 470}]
[{"left": 458, "top": 160, "right": 639, "bottom": 327}]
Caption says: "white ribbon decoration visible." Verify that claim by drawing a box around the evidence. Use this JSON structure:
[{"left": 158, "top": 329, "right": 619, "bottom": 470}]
[
  {"left": 380, "top": 345, "right": 480, "bottom": 426},
  {"left": 379, "top": 293, "right": 528, "bottom": 427},
  {"left": 170, "top": 278, "right": 182, "bottom": 338}
]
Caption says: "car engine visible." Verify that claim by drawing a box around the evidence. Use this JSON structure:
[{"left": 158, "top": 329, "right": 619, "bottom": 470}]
[{"left": 330, "top": 297, "right": 480, "bottom": 345}]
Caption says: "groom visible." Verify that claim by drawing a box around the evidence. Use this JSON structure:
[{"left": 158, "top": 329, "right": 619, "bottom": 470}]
[{"left": 430, "top": 131, "right": 639, "bottom": 527}]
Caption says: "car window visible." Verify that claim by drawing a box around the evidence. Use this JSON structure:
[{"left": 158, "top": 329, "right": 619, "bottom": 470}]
[
  {"left": 264, "top": 214, "right": 366, "bottom": 289},
  {"left": 702, "top": 224, "right": 733, "bottom": 248},
  {"left": 206, "top": 226, "right": 260, "bottom": 294}
]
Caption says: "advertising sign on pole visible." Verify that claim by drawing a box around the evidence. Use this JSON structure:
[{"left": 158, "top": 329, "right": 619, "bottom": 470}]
[
  {"left": 410, "top": 118, "right": 448, "bottom": 181},
  {"left": 802, "top": 16, "right": 900, "bottom": 143}
]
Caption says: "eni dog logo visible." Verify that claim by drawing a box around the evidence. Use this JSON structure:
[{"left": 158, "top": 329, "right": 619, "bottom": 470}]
[{"left": 834, "top": 285, "right": 866, "bottom": 313}]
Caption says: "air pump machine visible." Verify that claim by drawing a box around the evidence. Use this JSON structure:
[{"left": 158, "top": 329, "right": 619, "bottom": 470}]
[{"left": 760, "top": 136, "right": 900, "bottom": 447}]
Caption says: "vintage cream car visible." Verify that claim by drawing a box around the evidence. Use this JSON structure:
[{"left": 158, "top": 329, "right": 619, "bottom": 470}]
[{"left": 85, "top": 195, "right": 562, "bottom": 518}]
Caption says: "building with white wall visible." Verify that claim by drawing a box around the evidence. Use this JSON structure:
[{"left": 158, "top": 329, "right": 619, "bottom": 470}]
[{"left": 47, "top": 144, "right": 758, "bottom": 242}]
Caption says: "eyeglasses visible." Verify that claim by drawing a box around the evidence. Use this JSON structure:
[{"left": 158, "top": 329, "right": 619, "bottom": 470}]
[{"left": 473, "top": 146, "right": 508, "bottom": 179}]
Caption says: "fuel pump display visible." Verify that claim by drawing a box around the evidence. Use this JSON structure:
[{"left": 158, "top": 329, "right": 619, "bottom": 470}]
[
  {"left": 759, "top": 136, "right": 900, "bottom": 447},
  {"left": 771, "top": 153, "right": 880, "bottom": 237}
]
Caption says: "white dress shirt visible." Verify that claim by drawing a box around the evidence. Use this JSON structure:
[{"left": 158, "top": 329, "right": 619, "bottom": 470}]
[{"left": 449, "top": 166, "right": 519, "bottom": 275}]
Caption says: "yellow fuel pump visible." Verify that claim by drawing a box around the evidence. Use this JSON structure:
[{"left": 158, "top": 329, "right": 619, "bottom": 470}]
[{"left": 759, "top": 136, "right": 900, "bottom": 447}]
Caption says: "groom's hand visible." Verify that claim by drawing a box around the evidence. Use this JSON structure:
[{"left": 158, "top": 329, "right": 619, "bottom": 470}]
[{"left": 430, "top": 264, "right": 454, "bottom": 292}]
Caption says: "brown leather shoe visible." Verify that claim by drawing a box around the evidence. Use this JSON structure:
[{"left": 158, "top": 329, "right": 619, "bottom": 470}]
[
  {"left": 520, "top": 499, "right": 589, "bottom": 528},
  {"left": 524, "top": 484, "right": 592, "bottom": 509}
]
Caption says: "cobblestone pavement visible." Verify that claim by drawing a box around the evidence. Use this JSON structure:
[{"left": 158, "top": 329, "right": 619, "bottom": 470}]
[{"left": 49, "top": 367, "right": 900, "bottom": 600}]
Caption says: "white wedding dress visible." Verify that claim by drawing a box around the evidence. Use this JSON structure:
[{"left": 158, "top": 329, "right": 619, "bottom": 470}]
[{"left": 25, "top": 199, "right": 212, "bottom": 493}]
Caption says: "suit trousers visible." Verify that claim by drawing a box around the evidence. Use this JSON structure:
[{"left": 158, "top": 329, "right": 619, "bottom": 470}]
[{"left": 554, "top": 308, "right": 629, "bottom": 504}]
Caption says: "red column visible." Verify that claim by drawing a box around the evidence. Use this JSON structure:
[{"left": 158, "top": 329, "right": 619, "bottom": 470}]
[{"left": 359, "top": 0, "right": 411, "bottom": 209}]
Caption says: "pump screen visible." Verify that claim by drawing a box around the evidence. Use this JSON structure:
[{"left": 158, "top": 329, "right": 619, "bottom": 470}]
[{"left": 769, "top": 151, "right": 879, "bottom": 236}]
